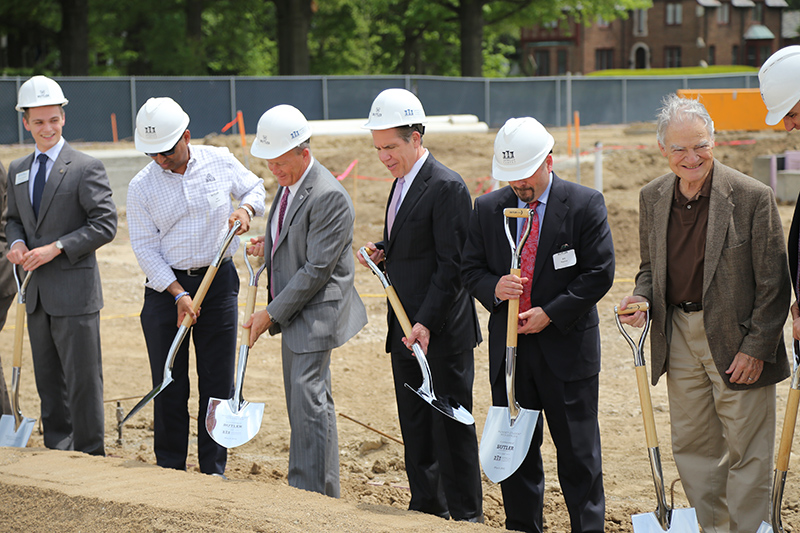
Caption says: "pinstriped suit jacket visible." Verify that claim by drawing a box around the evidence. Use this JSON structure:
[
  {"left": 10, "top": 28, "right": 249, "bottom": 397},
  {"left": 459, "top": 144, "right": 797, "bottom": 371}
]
[
  {"left": 6, "top": 142, "right": 117, "bottom": 316},
  {"left": 633, "top": 161, "right": 790, "bottom": 389},
  {"left": 264, "top": 160, "right": 367, "bottom": 354}
]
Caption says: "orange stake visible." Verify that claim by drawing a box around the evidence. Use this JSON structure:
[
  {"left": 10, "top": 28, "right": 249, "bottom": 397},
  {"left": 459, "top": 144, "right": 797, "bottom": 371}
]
[{"left": 110, "top": 113, "right": 119, "bottom": 143}]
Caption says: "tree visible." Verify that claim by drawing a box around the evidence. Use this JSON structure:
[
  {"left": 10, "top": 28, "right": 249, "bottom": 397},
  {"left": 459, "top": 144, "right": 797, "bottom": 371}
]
[
  {"left": 271, "top": 0, "right": 312, "bottom": 75},
  {"left": 60, "top": 0, "right": 90, "bottom": 75}
]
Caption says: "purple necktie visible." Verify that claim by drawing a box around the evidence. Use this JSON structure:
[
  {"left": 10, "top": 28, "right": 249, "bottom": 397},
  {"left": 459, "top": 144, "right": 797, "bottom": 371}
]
[
  {"left": 271, "top": 188, "right": 290, "bottom": 297},
  {"left": 386, "top": 177, "right": 405, "bottom": 238},
  {"left": 32, "top": 153, "right": 48, "bottom": 218}
]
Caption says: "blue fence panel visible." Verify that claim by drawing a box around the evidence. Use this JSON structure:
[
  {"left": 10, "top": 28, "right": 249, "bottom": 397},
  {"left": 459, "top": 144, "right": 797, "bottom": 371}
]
[
  {"left": 0, "top": 80, "right": 21, "bottom": 145},
  {"left": 133, "top": 77, "right": 233, "bottom": 140},
  {"left": 236, "top": 77, "right": 324, "bottom": 130},
  {"left": 489, "top": 79, "right": 558, "bottom": 128},
  {"left": 624, "top": 78, "right": 686, "bottom": 123},
  {"left": 416, "top": 77, "right": 486, "bottom": 121},
  {"left": 571, "top": 78, "right": 624, "bottom": 125},
  {"left": 58, "top": 77, "right": 133, "bottom": 142},
  {"left": 326, "top": 77, "right": 407, "bottom": 121}
]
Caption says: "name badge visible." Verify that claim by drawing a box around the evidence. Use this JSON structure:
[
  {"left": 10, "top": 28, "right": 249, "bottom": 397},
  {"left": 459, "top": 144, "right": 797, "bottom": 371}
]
[
  {"left": 207, "top": 189, "right": 227, "bottom": 209},
  {"left": 15, "top": 170, "right": 30, "bottom": 185},
  {"left": 553, "top": 249, "right": 577, "bottom": 270}
]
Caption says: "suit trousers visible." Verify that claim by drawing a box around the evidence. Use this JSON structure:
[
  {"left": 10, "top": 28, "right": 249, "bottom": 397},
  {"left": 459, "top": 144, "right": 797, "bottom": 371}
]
[
  {"left": 667, "top": 309, "right": 775, "bottom": 533},
  {"left": 0, "top": 292, "right": 14, "bottom": 415},
  {"left": 28, "top": 302, "right": 105, "bottom": 456},
  {"left": 491, "top": 333, "right": 605, "bottom": 533},
  {"left": 391, "top": 347, "right": 483, "bottom": 521},
  {"left": 281, "top": 340, "right": 340, "bottom": 497},
  {"left": 141, "top": 260, "right": 238, "bottom": 475}
]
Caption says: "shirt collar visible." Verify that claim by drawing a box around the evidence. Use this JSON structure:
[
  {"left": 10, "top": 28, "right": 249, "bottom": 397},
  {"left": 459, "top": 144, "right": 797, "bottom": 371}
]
[{"left": 34, "top": 137, "right": 65, "bottom": 163}]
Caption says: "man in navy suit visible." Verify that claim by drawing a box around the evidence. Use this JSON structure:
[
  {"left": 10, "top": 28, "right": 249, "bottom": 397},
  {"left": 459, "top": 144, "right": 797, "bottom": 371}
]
[
  {"left": 357, "top": 88, "right": 483, "bottom": 522},
  {"left": 462, "top": 117, "right": 615, "bottom": 532}
]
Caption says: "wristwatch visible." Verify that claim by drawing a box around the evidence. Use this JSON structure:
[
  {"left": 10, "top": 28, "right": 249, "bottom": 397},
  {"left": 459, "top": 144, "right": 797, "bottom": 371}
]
[
  {"left": 54, "top": 240, "right": 64, "bottom": 250},
  {"left": 268, "top": 313, "right": 278, "bottom": 326}
]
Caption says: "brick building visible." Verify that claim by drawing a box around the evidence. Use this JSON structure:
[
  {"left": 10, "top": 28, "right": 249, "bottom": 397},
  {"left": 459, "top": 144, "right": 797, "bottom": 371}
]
[{"left": 520, "top": 0, "right": 788, "bottom": 75}]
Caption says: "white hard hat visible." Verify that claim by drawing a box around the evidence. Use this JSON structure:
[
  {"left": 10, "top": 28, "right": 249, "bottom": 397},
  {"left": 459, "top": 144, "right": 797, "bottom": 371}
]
[
  {"left": 16, "top": 75, "right": 69, "bottom": 111},
  {"left": 492, "top": 117, "right": 555, "bottom": 182},
  {"left": 134, "top": 97, "right": 190, "bottom": 154},
  {"left": 759, "top": 46, "right": 800, "bottom": 125},
  {"left": 363, "top": 88, "right": 428, "bottom": 130},
  {"left": 251, "top": 104, "right": 312, "bottom": 159}
]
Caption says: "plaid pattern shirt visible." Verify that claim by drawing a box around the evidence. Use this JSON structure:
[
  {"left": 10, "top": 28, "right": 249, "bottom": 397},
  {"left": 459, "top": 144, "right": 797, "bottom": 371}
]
[{"left": 127, "top": 143, "right": 266, "bottom": 292}]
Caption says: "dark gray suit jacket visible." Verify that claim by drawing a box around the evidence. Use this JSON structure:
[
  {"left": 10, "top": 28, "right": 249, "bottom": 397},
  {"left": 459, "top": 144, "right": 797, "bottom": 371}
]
[
  {"left": 6, "top": 142, "right": 117, "bottom": 316},
  {"left": 265, "top": 160, "right": 367, "bottom": 354}
]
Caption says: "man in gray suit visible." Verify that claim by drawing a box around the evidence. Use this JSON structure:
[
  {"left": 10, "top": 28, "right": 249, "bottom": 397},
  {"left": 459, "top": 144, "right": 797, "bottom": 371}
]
[
  {"left": 245, "top": 104, "right": 367, "bottom": 497},
  {"left": 6, "top": 76, "right": 117, "bottom": 456},
  {"left": 619, "top": 94, "right": 790, "bottom": 532},
  {"left": 0, "top": 161, "right": 15, "bottom": 415}
]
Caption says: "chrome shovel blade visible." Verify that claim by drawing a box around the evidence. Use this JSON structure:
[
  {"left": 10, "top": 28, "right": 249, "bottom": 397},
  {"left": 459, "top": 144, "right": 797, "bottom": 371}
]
[
  {"left": 404, "top": 343, "right": 474, "bottom": 425},
  {"left": 632, "top": 508, "right": 699, "bottom": 532},
  {"left": 206, "top": 398, "right": 265, "bottom": 448},
  {"left": 119, "top": 374, "right": 174, "bottom": 427},
  {"left": 0, "top": 413, "right": 35, "bottom": 448},
  {"left": 479, "top": 405, "right": 539, "bottom": 483},
  {"left": 756, "top": 522, "right": 774, "bottom": 533}
]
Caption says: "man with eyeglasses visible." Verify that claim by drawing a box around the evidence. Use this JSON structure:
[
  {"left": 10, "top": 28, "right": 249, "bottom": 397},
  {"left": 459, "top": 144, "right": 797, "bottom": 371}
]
[
  {"left": 127, "top": 97, "right": 265, "bottom": 476},
  {"left": 618, "top": 94, "right": 790, "bottom": 532},
  {"left": 6, "top": 76, "right": 117, "bottom": 456}
]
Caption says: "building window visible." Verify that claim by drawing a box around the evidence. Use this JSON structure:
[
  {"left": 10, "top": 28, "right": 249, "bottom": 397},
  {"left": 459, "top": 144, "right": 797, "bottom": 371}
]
[
  {"left": 753, "top": 2, "right": 764, "bottom": 23},
  {"left": 717, "top": 3, "right": 730, "bottom": 24},
  {"left": 597, "top": 15, "right": 610, "bottom": 28},
  {"left": 665, "top": 46, "right": 682, "bottom": 67},
  {"left": 557, "top": 50, "right": 568, "bottom": 74},
  {"left": 633, "top": 9, "right": 648, "bottom": 36},
  {"left": 666, "top": 3, "right": 683, "bottom": 25},
  {"left": 534, "top": 50, "right": 550, "bottom": 76},
  {"left": 596, "top": 48, "right": 614, "bottom": 70},
  {"left": 708, "top": 45, "right": 716, "bottom": 65},
  {"left": 732, "top": 44, "right": 739, "bottom": 65}
]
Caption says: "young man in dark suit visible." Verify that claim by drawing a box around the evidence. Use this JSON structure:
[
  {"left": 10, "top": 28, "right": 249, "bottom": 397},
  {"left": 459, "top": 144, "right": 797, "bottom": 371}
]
[
  {"left": 6, "top": 76, "right": 117, "bottom": 455},
  {"left": 358, "top": 88, "right": 483, "bottom": 522},
  {"left": 462, "top": 117, "right": 615, "bottom": 532}
]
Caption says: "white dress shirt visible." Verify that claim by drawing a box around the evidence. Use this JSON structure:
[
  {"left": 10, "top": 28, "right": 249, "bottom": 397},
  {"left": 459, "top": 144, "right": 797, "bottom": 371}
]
[{"left": 127, "top": 143, "right": 266, "bottom": 292}]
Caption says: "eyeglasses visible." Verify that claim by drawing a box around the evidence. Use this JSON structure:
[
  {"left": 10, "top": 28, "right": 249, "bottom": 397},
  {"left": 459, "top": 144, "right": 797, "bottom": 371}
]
[{"left": 146, "top": 138, "right": 182, "bottom": 158}]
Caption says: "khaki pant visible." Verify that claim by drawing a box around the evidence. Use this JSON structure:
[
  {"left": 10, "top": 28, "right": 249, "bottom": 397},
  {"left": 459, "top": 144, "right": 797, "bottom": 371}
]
[{"left": 667, "top": 309, "right": 774, "bottom": 533}]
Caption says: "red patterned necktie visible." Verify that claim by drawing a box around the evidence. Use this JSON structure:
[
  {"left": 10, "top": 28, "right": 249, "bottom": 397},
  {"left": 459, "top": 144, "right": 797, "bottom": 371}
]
[
  {"left": 519, "top": 201, "right": 540, "bottom": 313},
  {"left": 271, "top": 188, "right": 290, "bottom": 297}
]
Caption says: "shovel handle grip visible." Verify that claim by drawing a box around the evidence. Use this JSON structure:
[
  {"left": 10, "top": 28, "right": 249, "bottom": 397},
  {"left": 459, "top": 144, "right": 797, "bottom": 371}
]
[
  {"left": 179, "top": 264, "right": 219, "bottom": 328},
  {"left": 13, "top": 301, "right": 25, "bottom": 368},
  {"left": 239, "top": 284, "right": 258, "bottom": 344},
  {"left": 616, "top": 301, "right": 649, "bottom": 315},
  {"left": 506, "top": 268, "right": 521, "bottom": 348},
  {"left": 777, "top": 387, "right": 800, "bottom": 471},
  {"left": 386, "top": 286, "right": 413, "bottom": 337},
  {"left": 635, "top": 365, "right": 659, "bottom": 449},
  {"left": 503, "top": 207, "right": 531, "bottom": 218}
]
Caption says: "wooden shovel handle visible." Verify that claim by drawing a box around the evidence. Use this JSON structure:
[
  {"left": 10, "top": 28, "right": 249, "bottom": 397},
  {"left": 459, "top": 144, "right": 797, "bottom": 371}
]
[
  {"left": 13, "top": 301, "right": 25, "bottom": 368},
  {"left": 386, "top": 286, "right": 413, "bottom": 337},
  {"left": 506, "top": 267, "right": 521, "bottom": 348},
  {"left": 635, "top": 365, "right": 659, "bottom": 448},
  {"left": 777, "top": 387, "right": 800, "bottom": 472},
  {"left": 179, "top": 264, "right": 219, "bottom": 328},
  {"left": 239, "top": 284, "right": 258, "bottom": 346},
  {"left": 503, "top": 207, "right": 531, "bottom": 218}
]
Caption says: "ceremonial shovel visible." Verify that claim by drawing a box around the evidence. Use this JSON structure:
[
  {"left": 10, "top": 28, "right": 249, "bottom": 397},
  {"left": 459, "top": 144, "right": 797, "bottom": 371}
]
[
  {"left": 478, "top": 207, "right": 541, "bottom": 484},
  {"left": 615, "top": 302, "right": 699, "bottom": 533},
  {"left": 120, "top": 221, "right": 241, "bottom": 428},
  {"left": 0, "top": 267, "right": 35, "bottom": 447},
  {"left": 358, "top": 246, "right": 474, "bottom": 425},
  {"left": 756, "top": 341, "right": 800, "bottom": 533},
  {"left": 205, "top": 246, "right": 266, "bottom": 448}
]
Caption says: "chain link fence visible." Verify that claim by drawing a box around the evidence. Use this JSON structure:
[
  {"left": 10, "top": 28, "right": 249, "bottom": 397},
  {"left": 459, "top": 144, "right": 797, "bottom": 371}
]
[{"left": 0, "top": 73, "right": 758, "bottom": 145}]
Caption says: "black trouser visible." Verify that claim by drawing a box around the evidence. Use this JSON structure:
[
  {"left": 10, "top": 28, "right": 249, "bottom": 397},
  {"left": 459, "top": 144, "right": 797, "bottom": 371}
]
[
  {"left": 492, "top": 334, "right": 605, "bottom": 533},
  {"left": 141, "top": 259, "right": 238, "bottom": 474},
  {"left": 391, "top": 347, "right": 483, "bottom": 521}
]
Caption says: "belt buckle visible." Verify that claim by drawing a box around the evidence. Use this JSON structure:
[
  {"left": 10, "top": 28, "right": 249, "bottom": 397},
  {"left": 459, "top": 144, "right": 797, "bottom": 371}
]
[{"left": 186, "top": 267, "right": 203, "bottom": 277}]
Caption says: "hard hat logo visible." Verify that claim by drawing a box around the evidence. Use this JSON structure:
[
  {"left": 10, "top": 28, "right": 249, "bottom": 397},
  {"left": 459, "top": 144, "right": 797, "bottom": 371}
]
[
  {"left": 36, "top": 88, "right": 50, "bottom": 99},
  {"left": 502, "top": 150, "right": 515, "bottom": 162}
]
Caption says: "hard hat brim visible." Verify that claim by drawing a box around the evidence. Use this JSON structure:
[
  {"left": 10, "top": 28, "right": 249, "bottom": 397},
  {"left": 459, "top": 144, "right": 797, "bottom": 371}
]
[{"left": 765, "top": 105, "right": 793, "bottom": 126}]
